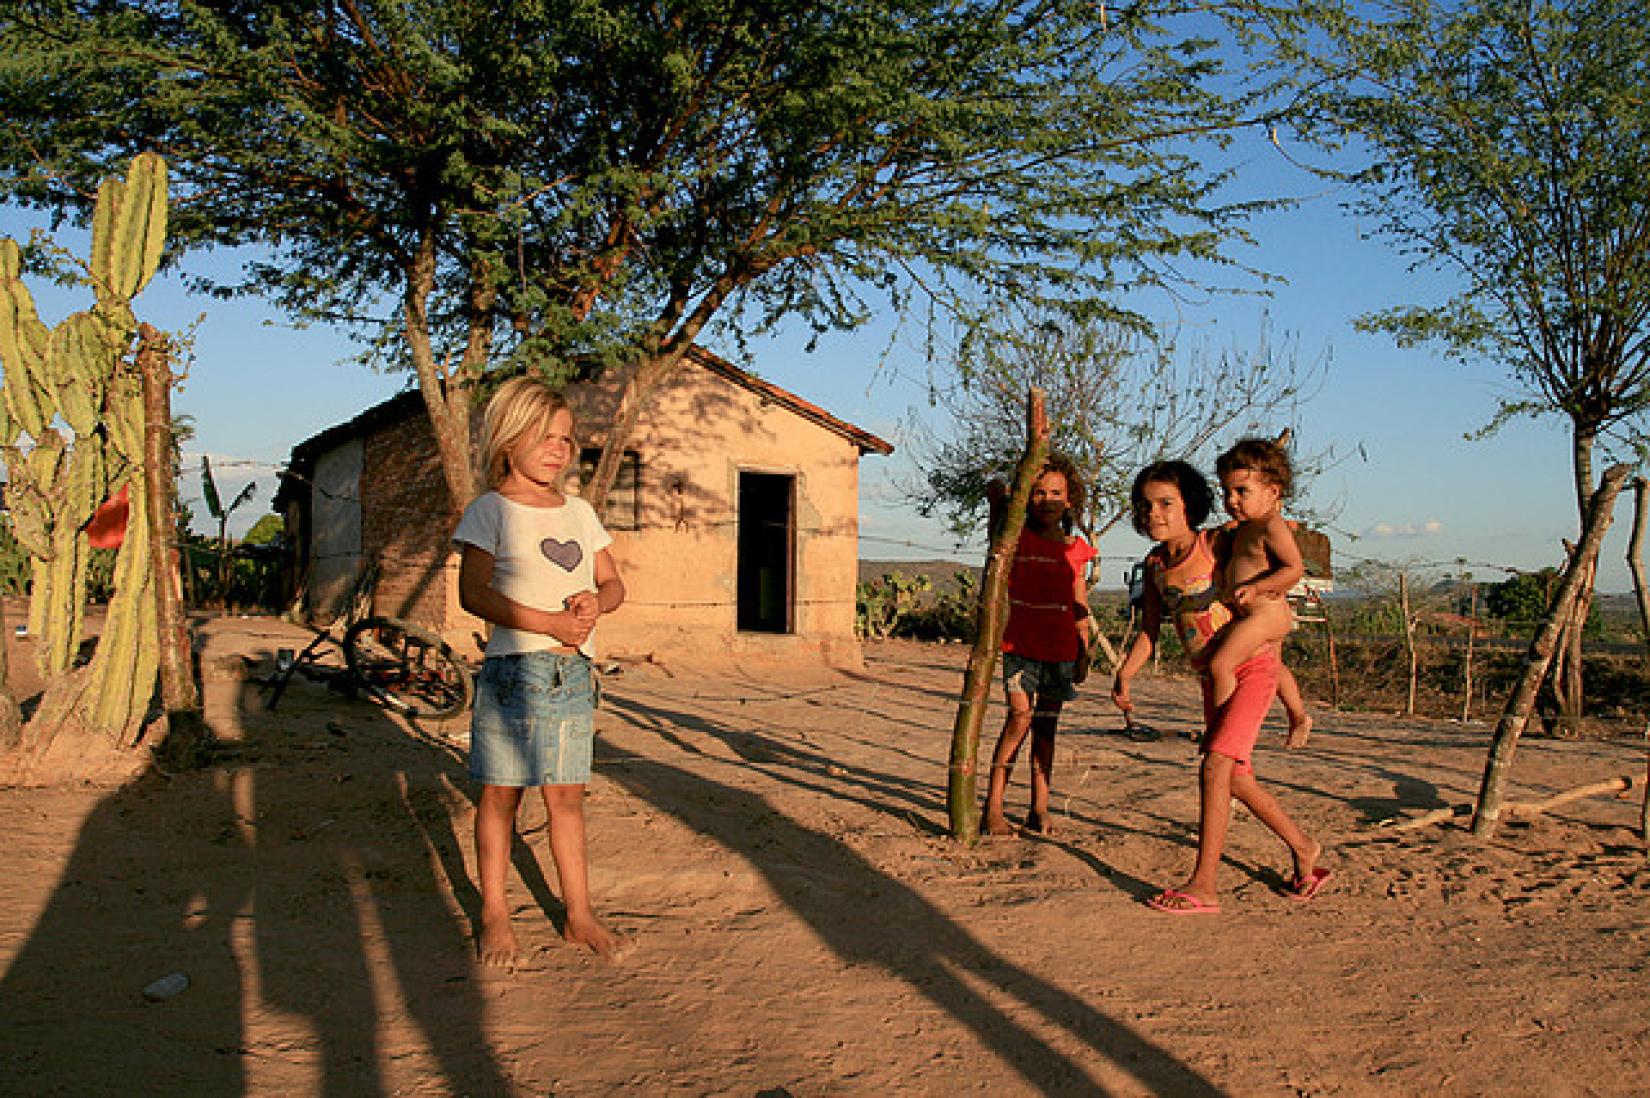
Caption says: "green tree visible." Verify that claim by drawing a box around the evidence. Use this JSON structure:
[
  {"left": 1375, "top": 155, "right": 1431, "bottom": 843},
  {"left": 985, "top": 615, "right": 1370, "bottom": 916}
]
[
  {"left": 1323, "top": 0, "right": 1650, "bottom": 731},
  {"left": 2, "top": 1, "right": 1323, "bottom": 515},
  {"left": 243, "top": 513, "right": 284, "bottom": 547},
  {"left": 1483, "top": 569, "right": 1557, "bottom": 625},
  {"left": 909, "top": 307, "right": 1326, "bottom": 542}
]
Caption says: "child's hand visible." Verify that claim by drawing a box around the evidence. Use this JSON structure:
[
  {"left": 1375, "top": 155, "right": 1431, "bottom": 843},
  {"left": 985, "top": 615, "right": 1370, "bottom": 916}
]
[
  {"left": 550, "top": 608, "right": 595, "bottom": 646},
  {"left": 564, "top": 590, "right": 601, "bottom": 624},
  {"left": 1229, "top": 582, "right": 1258, "bottom": 611},
  {"left": 1111, "top": 675, "right": 1133, "bottom": 714}
]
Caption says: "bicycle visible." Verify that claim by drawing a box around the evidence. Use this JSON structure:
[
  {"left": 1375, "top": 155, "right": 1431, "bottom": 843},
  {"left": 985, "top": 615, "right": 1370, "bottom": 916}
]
[{"left": 261, "top": 567, "right": 473, "bottom": 719}]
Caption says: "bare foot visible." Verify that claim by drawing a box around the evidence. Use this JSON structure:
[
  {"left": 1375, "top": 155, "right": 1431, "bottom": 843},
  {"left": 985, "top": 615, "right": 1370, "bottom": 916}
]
[
  {"left": 982, "top": 810, "right": 1018, "bottom": 837},
  {"left": 477, "top": 911, "right": 520, "bottom": 968},
  {"left": 1286, "top": 712, "right": 1313, "bottom": 749},
  {"left": 1291, "top": 837, "right": 1322, "bottom": 885},
  {"left": 564, "top": 911, "right": 632, "bottom": 960},
  {"left": 1023, "top": 810, "right": 1055, "bottom": 836}
]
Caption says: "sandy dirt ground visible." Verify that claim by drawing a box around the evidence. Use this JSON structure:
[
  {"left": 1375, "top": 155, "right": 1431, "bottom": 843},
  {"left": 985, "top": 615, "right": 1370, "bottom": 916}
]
[{"left": 2, "top": 619, "right": 1648, "bottom": 1096}]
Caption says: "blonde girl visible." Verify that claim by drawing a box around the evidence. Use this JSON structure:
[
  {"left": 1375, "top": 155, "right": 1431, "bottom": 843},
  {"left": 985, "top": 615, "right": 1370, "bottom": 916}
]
[{"left": 453, "top": 375, "right": 629, "bottom": 961}]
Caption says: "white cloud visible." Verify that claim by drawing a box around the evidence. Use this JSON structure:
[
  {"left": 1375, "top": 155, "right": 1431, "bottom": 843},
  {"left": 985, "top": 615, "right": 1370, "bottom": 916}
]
[{"left": 1364, "top": 519, "right": 1445, "bottom": 539}]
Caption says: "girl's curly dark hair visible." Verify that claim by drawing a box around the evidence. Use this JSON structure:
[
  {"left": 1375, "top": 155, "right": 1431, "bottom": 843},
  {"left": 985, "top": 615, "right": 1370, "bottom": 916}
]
[
  {"left": 1037, "top": 453, "right": 1086, "bottom": 521},
  {"left": 1130, "top": 460, "right": 1214, "bottom": 536}
]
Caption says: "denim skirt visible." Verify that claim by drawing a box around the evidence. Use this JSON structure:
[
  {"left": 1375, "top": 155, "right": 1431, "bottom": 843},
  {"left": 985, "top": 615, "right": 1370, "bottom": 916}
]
[{"left": 469, "top": 651, "right": 596, "bottom": 786}]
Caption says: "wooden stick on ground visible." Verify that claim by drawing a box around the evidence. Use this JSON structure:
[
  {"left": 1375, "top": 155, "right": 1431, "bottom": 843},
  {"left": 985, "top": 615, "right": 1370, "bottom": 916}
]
[{"left": 1379, "top": 775, "right": 1639, "bottom": 832}]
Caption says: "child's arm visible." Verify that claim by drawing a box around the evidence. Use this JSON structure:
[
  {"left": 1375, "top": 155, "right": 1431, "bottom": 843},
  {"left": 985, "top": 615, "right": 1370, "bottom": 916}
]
[
  {"left": 1071, "top": 560, "right": 1094, "bottom": 651},
  {"left": 984, "top": 477, "right": 1009, "bottom": 541},
  {"left": 1112, "top": 581, "right": 1162, "bottom": 713},
  {"left": 563, "top": 548, "right": 626, "bottom": 623},
  {"left": 458, "top": 544, "right": 595, "bottom": 647},
  {"left": 1230, "top": 515, "right": 1305, "bottom": 608}
]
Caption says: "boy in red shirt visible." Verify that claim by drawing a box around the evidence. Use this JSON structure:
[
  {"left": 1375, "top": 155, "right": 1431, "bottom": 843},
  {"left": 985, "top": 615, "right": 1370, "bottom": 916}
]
[{"left": 981, "top": 456, "right": 1097, "bottom": 836}]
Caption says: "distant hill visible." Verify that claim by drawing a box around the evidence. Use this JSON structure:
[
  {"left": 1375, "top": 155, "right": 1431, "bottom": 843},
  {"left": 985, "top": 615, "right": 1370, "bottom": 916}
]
[{"left": 858, "top": 559, "right": 979, "bottom": 589}]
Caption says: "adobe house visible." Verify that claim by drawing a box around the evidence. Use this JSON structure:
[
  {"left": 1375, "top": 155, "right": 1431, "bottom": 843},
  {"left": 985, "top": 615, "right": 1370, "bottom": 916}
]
[{"left": 273, "top": 347, "right": 893, "bottom": 668}]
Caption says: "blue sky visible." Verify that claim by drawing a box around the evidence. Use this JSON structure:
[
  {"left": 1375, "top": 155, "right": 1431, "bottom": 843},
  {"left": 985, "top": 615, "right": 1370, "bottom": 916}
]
[{"left": 0, "top": 133, "right": 1628, "bottom": 593}]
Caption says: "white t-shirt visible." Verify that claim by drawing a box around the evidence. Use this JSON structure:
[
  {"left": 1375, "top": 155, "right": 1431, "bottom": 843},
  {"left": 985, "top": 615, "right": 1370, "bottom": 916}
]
[{"left": 452, "top": 490, "right": 614, "bottom": 658}]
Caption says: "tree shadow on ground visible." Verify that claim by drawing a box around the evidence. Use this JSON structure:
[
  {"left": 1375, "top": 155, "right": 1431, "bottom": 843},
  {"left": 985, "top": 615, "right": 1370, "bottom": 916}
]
[
  {"left": 0, "top": 637, "right": 513, "bottom": 1097},
  {"left": 601, "top": 694, "right": 1222, "bottom": 1095}
]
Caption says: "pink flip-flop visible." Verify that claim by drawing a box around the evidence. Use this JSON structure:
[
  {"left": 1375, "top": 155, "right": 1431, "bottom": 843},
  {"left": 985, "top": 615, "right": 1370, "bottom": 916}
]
[
  {"left": 1284, "top": 866, "right": 1332, "bottom": 900},
  {"left": 1147, "top": 888, "right": 1220, "bottom": 915}
]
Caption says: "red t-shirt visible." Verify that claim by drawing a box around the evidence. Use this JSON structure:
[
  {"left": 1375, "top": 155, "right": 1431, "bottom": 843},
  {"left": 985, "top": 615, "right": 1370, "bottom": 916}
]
[{"left": 1001, "top": 527, "right": 1096, "bottom": 663}]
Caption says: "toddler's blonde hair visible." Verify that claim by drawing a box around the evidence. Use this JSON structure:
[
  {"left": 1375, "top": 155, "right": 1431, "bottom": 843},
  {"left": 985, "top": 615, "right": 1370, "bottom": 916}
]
[{"left": 479, "top": 375, "right": 577, "bottom": 490}]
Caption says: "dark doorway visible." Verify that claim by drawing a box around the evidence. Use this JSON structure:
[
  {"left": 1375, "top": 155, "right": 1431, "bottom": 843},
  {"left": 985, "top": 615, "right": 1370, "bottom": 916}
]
[{"left": 737, "top": 471, "right": 794, "bottom": 633}]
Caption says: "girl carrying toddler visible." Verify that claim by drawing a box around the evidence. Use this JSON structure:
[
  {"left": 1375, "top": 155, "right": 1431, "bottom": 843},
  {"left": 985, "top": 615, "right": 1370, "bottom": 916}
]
[{"left": 1112, "top": 457, "right": 1328, "bottom": 914}]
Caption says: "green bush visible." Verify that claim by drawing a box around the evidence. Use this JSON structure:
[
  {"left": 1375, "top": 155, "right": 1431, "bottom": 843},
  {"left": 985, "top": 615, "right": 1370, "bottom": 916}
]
[
  {"left": 856, "top": 572, "right": 932, "bottom": 639},
  {"left": 0, "top": 521, "right": 115, "bottom": 600},
  {"left": 0, "top": 521, "right": 28, "bottom": 597}
]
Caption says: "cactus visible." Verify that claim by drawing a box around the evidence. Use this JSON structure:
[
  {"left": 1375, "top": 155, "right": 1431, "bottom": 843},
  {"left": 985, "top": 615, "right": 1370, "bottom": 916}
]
[
  {"left": 0, "top": 152, "right": 170, "bottom": 739},
  {"left": 86, "top": 475, "right": 158, "bottom": 735},
  {"left": 0, "top": 244, "right": 54, "bottom": 443},
  {"left": 91, "top": 153, "right": 167, "bottom": 304}
]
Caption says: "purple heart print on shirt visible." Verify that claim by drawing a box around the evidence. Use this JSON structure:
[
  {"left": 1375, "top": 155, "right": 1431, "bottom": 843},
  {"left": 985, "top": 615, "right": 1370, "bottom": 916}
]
[{"left": 540, "top": 537, "right": 583, "bottom": 571}]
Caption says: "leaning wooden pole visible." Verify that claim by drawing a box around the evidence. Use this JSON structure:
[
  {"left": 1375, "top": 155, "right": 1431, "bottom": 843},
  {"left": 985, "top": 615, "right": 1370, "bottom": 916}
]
[
  {"left": 1628, "top": 478, "right": 1650, "bottom": 663},
  {"left": 1472, "top": 464, "right": 1631, "bottom": 837},
  {"left": 139, "top": 325, "right": 209, "bottom": 767},
  {"left": 947, "top": 389, "right": 1049, "bottom": 843}
]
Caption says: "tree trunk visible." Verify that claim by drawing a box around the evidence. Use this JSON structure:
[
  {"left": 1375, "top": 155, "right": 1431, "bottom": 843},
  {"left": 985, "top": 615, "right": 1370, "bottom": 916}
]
[
  {"left": 1628, "top": 478, "right": 1650, "bottom": 664},
  {"left": 583, "top": 349, "right": 688, "bottom": 515},
  {"left": 582, "top": 275, "right": 732, "bottom": 515},
  {"left": 1473, "top": 464, "right": 1630, "bottom": 837},
  {"left": 947, "top": 389, "right": 1049, "bottom": 844},
  {"left": 1556, "top": 558, "right": 1592, "bottom": 737},
  {"left": 1554, "top": 427, "right": 1600, "bottom": 735},
  {"left": 139, "top": 325, "right": 209, "bottom": 769},
  {"left": 402, "top": 230, "right": 480, "bottom": 516}
]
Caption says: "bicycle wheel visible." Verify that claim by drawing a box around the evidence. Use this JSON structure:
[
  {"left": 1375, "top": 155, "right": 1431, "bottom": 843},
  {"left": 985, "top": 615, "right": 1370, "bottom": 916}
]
[{"left": 343, "top": 616, "right": 473, "bottom": 718}]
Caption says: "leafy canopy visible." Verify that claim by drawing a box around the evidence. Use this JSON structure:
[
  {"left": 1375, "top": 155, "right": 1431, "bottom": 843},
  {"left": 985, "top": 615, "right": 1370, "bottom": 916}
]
[
  {"left": 1323, "top": 0, "right": 1650, "bottom": 474},
  {"left": 3, "top": 0, "right": 1322, "bottom": 373}
]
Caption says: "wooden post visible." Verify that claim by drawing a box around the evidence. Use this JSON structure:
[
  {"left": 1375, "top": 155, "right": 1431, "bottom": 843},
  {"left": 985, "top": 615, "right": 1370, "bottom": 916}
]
[
  {"left": 1316, "top": 591, "right": 1341, "bottom": 709},
  {"left": 139, "top": 325, "right": 210, "bottom": 767},
  {"left": 1472, "top": 465, "right": 1631, "bottom": 837},
  {"left": 1641, "top": 719, "right": 1649, "bottom": 846},
  {"left": 1461, "top": 584, "right": 1477, "bottom": 724},
  {"left": 1400, "top": 572, "right": 1417, "bottom": 716},
  {"left": 947, "top": 389, "right": 1049, "bottom": 843}
]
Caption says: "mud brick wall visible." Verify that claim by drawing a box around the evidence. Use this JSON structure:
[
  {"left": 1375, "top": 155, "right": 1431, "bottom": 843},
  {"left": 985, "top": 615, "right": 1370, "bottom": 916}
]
[
  {"left": 1292, "top": 525, "right": 1333, "bottom": 580},
  {"left": 360, "top": 414, "right": 460, "bottom": 627}
]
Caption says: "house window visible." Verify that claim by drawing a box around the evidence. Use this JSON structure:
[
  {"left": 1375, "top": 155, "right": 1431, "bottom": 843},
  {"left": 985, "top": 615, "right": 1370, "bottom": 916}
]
[{"left": 575, "top": 449, "right": 641, "bottom": 531}]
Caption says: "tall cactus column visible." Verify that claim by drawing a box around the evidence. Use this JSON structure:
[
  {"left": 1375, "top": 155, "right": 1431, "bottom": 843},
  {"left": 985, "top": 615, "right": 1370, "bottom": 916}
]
[{"left": 0, "top": 153, "right": 173, "bottom": 755}]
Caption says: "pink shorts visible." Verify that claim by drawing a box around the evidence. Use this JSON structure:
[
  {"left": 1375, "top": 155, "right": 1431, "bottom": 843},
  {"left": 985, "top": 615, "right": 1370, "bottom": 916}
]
[{"left": 1199, "top": 647, "right": 1280, "bottom": 775}]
